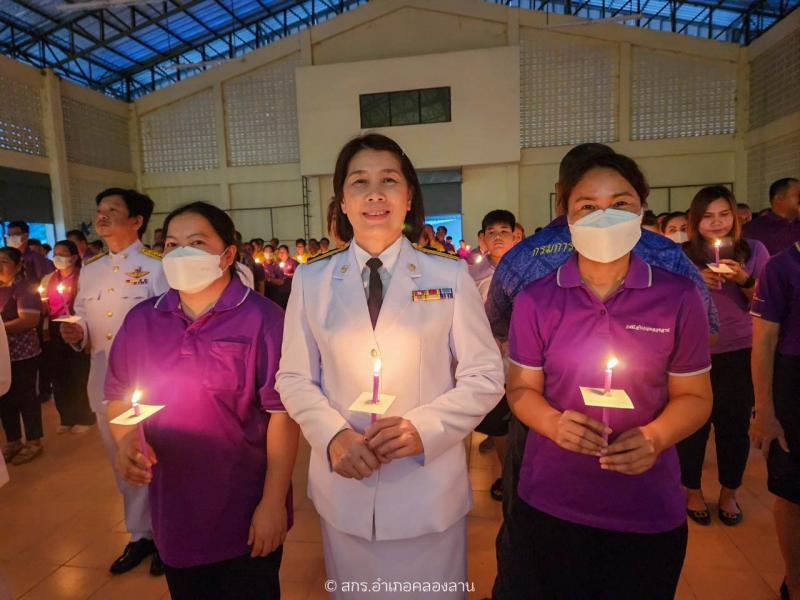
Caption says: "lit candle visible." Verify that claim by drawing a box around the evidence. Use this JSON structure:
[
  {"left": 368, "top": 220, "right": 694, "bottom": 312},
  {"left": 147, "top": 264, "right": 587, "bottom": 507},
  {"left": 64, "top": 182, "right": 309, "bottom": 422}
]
[
  {"left": 603, "top": 357, "right": 618, "bottom": 396},
  {"left": 466, "top": 245, "right": 471, "bottom": 251},
  {"left": 371, "top": 358, "right": 381, "bottom": 424},
  {"left": 714, "top": 239, "right": 721, "bottom": 267},
  {"left": 279, "top": 261, "right": 286, "bottom": 269},
  {"left": 475, "top": 255, "right": 483, "bottom": 263},
  {"left": 254, "top": 257, "right": 261, "bottom": 264},
  {"left": 56, "top": 283, "right": 65, "bottom": 296},
  {"left": 131, "top": 389, "right": 149, "bottom": 465},
  {"left": 37, "top": 285, "right": 45, "bottom": 297}
]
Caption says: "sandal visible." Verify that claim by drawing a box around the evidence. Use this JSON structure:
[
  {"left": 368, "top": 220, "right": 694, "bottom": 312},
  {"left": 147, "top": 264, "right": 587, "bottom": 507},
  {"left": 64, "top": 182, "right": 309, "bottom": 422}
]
[
  {"left": 718, "top": 503, "right": 743, "bottom": 526},
  {"left": 11, "top": 440, "right": 43, "bottom": 465},
  {"left": 2, "top": 441, "right": 23, "bottom": 463},
  {"left": 686, "top": 506, "right": 711, "bottom": 526},
  {"left": 490, "top": 477, "right": 503, "bottom": 502}
]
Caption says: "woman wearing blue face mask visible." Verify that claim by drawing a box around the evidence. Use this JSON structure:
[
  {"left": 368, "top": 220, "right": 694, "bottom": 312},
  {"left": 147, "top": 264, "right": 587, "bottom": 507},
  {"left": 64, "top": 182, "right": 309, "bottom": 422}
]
[
  {"left": 40, "top": 240, "right": 94, "bottom": 434},
  {"left": 498, "top": 151, "right": 713, "bottom": 599}
]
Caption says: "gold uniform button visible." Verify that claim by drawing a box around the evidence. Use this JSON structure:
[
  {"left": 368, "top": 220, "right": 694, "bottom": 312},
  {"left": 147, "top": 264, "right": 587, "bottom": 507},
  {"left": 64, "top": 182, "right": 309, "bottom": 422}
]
[
  {"left": 112, "top": 266, "right": 119, "bottom": 273},
  {"left": 108, "top": 288, "right": 114, "bottom": 293},
  {"left": 106, "top": 311, "right": 113, "bottom": 318},
  {"left": 106, "top": 333, "right": 113, "bottom": 340},
  {"left": 370, "top": 349, "right": 378, "bottom": 358}
]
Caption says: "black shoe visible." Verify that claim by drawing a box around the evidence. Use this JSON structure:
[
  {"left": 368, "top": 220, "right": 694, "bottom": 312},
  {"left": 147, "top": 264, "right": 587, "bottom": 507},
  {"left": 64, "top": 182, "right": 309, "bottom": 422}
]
[
  {"left": 109, "top": 539, "right": 155, "bottom": 574},
  {"left": 686, "top": 507, "right": 711, "bottom": 526},
  {"left": 490, "top": 477, "right": 503, "bottom": 502},
  {"left": 780, "top": 580, "right": 790, "bottom": 600},
  {"left": 718, "top": 504, "right": 743, "bottom": 526},
  {"left": 149, "top": 550, "right": 166, "bottom": 576}
]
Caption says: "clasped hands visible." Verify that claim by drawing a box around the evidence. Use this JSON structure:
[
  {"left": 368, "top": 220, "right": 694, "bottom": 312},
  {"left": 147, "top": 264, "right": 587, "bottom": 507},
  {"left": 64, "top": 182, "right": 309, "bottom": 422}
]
[
  {"left": 549, "top": 410, "right": 661, "bottom": 476},
  {"left": 328, "top": 417, "right": 423, "bottom": 480}
]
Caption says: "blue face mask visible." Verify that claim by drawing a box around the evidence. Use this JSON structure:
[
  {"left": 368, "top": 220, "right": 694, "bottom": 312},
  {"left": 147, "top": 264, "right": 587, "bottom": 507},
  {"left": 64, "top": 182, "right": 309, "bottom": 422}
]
[{"left": 568, "top": 208, "right": 643, "bottom": 263}]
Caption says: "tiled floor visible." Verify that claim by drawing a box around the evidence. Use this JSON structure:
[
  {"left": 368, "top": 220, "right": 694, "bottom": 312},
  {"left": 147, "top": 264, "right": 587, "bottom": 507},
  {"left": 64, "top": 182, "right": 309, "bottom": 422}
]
[{"left": 0, "top": 400, "right": 785, "bottom": 599}]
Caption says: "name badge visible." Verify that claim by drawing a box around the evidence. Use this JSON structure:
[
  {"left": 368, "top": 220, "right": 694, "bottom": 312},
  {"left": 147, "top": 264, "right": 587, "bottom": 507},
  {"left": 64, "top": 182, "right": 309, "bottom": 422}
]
[{"left": 412, "top": 288, "right": 454, "bottom": 302}]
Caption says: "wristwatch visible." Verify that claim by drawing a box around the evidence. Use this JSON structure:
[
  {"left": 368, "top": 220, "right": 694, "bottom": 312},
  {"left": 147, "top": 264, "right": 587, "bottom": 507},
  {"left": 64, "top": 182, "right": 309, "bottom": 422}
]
[{"left": 738, "top": 275, "right": 756, "bottom": 289}]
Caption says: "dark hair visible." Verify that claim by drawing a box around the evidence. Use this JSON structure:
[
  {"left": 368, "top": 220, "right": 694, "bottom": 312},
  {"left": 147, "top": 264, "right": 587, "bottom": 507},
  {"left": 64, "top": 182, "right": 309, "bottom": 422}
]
[
  {"left": 659, "top": 211, "right": 687, "bottom": 233},
  {"left": 642, "top": 210, "right": 659, "bottom": 227},
  {"left": 736, "top": 202, "right": 751, "bottom": 210},
  {"left": 685, "top": 186, "right": 750, "bottom": 265},
  {"left": 89, "top": 240, "right": 104, "bottom": 252},
  {"left": 42, "top": 243, "right": 52, "bottom": 253},
  {"left": 558, "top": 151, "right": 649, "bottom": 214},
  {"left": 154, "top": 228, "right": 164, "bottom": 234},
  {"left": 54, "top": 240, "right": 82, "bottom": 268},
  {"left": 332, "top": 134, "right": 425, "bottom": 244},
  {"left": 96, "top": 188, "right": 154, "bottom": 238},
  {"left": 558, "top": 143, "right": 615, "bottom": 181},
  {"left": 320, "top": 237, "right": 330, "bottom": 244},
  {"left": 769, "top": 177, "right": 799, "bottom": 202},
  {"left": 482, "top": 209, "right": 516, "bottom": 232},
  {"left": 295, "top": 238, "right": 306, "bottom": 246},
  {"left": 66, "top": 229, "right": 88, "bottom": 243},
  {"left": 278, "top": 244, "right": 289, "bottom": 252},
  {"left": 162, "top": 201, "right": 237, "bottom": 277},
  {"left": 28, "top": 238, "right": 42, "bottom": 247},
  {"left": 7, "top": 221, "right": 29, "bottom": 234},
  {"left": 0, "top": 246, "right": 24, "bottom": 282},
  {"left": 437, "top": 226, "right": 447, "bottom": 234},
  {"left": 264, "top": 244, "right": 275, "bottom": 252}
]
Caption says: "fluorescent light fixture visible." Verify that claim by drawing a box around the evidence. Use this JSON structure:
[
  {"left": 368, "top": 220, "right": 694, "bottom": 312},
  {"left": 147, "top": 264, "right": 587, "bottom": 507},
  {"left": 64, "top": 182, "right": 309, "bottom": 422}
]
[
  {"left": 544, "top": 13, "right": 643, "bottom": 28},
  {"left": 56, "top": 0, "right": 157, "bottom": 12}
]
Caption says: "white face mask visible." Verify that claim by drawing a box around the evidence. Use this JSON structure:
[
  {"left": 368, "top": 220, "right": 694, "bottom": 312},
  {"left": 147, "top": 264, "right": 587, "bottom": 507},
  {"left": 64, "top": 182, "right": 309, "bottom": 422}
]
[
  {"left": 162, "top": 246, "right": 224, "bottom": 294},
  {"left": 667, "top": 231, "right": 688, "bottom": 244},
  {"left": 6, "top": 235, "right": 23, "bottom": 249},
  {"left": 53, "top": 256, "right": 75, "bottom": 270},
  {"left": 569, "top": 208, "right": 643, "bottom": 263}
]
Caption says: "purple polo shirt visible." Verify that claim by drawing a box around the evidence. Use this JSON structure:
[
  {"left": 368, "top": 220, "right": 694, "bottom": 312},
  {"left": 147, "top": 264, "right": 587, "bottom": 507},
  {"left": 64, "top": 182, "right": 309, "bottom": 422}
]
[
  {"left": 743, "top": 211, "right": 800, "bottom": 256},
  {"left": 708, "top": 239, "right": 770, "bottom": 354},
  {"left": 22, "top": 247, "right": 54, "bottom": 282},
  {"left": 509, "top": 253, "right": 711, "bottom": 534},
  {"left": 105, "top": 276, "right": 291, "bottom": 568},
  {"left": 751, "top": 243, "right": 800, "bottom": 356}
]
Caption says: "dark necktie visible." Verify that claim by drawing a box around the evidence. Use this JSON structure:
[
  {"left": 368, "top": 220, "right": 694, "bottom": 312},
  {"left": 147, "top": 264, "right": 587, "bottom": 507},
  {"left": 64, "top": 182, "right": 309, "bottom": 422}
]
[{"left": 366, "top": 257, "right": 383, "bottom": 329}]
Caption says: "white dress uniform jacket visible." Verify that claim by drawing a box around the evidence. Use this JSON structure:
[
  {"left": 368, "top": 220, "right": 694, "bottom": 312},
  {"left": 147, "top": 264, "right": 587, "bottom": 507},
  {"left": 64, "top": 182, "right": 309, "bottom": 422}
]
[
  {"left": 276, "top": 237, "right": 504, "bottom": 542},
  {"left": 73, "top": 240, "right": 169, "bottom": 413}
]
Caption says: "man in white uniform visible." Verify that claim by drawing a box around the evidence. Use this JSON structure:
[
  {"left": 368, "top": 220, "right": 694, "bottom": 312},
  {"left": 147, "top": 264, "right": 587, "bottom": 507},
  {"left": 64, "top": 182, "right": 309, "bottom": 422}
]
[{"left": 61, "top": 188, "right": 168, "bottom": 576}]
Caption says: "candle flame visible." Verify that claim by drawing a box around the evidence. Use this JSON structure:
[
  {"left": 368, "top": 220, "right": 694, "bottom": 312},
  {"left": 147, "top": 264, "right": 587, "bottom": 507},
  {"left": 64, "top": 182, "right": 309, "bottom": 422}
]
[
  {"left": 475, "top": 255, "right": 483, "bottom": 263},
  {"left": 373, "top": 358, "right": 382, "bottom": 375},
  {"left": 279, "top": 261, "right": 286, "bottom": 269},
  {"left": 37, "top": 286, "right": 45, "bottom": 294},
  {"left": 131, "top": 389, "right": 142, "bottom": 406},
  {"left": 606, "top": 357, "right": 618, "bottom": 370},
  {"left": 714, "top": 239, "right": 721, "bottom": 248},
  {"left": 56, "top": 283, "right": 65, "bottom": 294},
  {"left": 466, "top": 245, "right": 471, "bottom": 250},
  {"left": 254, "top": 257, "right": 261, "bottom": 264}
]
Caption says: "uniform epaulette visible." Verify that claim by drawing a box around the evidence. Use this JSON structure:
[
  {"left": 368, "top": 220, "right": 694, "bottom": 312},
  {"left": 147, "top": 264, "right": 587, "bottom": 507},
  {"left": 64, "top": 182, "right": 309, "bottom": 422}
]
[
  {"left": 139, "top": 247, "right": 162, "bottom": 260},
  {"left": 84, "top": 251, "right": 108, "bottom": 265},
  {"left": 412, "top": 244, "right": 459, "bottom": 260},
  {"left": 307, "top": 244, "right": 349, "bottom": 264}
]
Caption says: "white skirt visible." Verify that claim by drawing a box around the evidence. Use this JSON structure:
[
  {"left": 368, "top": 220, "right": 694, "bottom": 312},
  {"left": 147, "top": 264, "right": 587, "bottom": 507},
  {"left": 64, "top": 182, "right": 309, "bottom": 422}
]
[{"left": 320, "top": 517, "right": 469, "bottom": 600}]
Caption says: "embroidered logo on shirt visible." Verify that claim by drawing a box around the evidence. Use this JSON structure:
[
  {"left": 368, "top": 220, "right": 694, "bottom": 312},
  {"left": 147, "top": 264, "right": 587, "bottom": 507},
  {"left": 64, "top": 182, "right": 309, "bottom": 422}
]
[
  {"left": 412, "top": 288, "right": 454, "bottom": 302},
  {"left": 625, "top": 324, "right": 671, "bottom": 334},
  {"left": 126, "top": 267, "right": 150, "bottom": 285}
]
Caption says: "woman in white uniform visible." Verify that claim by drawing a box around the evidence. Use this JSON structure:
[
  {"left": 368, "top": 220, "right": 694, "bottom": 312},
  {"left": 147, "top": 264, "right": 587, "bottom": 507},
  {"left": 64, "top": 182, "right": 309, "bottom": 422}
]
[{"left": 276, "top": 134, "right": 504, "bottom": 598}]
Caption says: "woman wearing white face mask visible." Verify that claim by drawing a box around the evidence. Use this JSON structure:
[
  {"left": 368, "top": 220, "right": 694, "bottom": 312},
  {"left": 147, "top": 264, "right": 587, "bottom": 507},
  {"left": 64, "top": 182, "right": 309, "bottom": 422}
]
[
  {"left": 40, "top": 240, "right": 94, "bottom": 434},
  {"left": 661, "top": 211, "right": 689, "bottom": 244},
  {"left": 499, "top": 151, "right": 713, "bottom": 599},
  {"left": 104, "top": 202, "right": 299, "bottom": 600}
]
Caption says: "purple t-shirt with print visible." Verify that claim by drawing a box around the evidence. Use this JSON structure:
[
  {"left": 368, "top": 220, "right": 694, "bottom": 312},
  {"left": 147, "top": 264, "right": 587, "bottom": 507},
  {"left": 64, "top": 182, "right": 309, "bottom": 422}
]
[{"left": 509, "top": 253, "right": 711, "bottom": 534}]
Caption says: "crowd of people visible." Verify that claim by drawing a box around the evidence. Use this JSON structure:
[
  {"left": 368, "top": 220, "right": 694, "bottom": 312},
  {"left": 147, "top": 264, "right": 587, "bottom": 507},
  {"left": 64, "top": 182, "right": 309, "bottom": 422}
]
[{"left": 0, "top": 134, "right": 797, "bottom": 600}]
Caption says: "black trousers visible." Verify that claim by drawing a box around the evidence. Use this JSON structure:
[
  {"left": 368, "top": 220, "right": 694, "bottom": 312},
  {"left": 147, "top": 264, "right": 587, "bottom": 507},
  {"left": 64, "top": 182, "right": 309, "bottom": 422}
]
[
  {"left": 676, "top": 348, "right": 754, "bottom": 490},
  {"left": 768, "top": 353, "right": 800, "bottom": 504},
  {"left": 495, "top": 497, "right": 687, "bottom": 600},
  {"left": 47, "top": 323, "right": 94, "bottom": 427},
  {"left": 0, "top": 356, "right": 43, "bottom": 443},
  {"left": 164, "top": 547, "right": 283, "bottom": 600}
]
